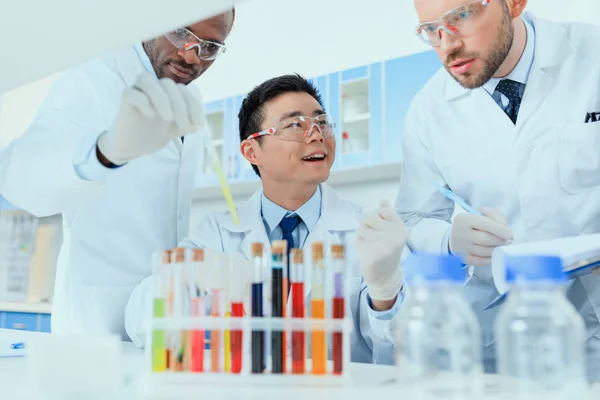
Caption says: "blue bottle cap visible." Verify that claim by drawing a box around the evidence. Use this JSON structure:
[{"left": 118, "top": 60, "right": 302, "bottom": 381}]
[
  {"left": 505, "top": 255, "right": 566, "bottom": 283},
  {"left": 404, "top": 253, "right": 466, "bottom": 284}
]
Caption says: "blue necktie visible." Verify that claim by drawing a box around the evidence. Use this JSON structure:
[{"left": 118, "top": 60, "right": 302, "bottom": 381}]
[
  {"left": 278, "top": 214, "right": 302, "bottom": 291},
  {"left": 494, "top": 79, "right": 525, "bottom": 124}
]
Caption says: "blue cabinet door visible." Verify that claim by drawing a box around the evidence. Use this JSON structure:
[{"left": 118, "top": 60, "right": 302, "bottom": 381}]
[
  {"left": 4, "top": 312, "right": 38, "bottom": 332},
  {"left": 40, "top": 314, "right": 51, "bottom": 333}
]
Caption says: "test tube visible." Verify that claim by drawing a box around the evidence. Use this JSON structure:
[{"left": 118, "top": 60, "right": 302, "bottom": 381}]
[
  {"left": 291, "top": 248, "right": 305, "bottom": 374},
  {"left": 211, "top": 255, "right": 226, "bottom": 373},
  {"left": 271, "top": 240, "right": 286, "bottom": 374},
  {"left": 311, "top": 241, "right": 327, "bottom": 375},
  {"left": 261, "top": 249, "right": 271, "bottom": 367},
  {"left": 251, "top": 243, "right": 265, "bottom": 374},
  {"left": 230, "top": 258, "right": 244, "bottom": 374},
  {"left": 331, "top": 244, "right": 345, "bottom": 375},
  {"left": 190, "top": 248, "right": 205, "bottom": 373},
  {"left": 224, "top": 256, "right": 232, "bottom": 373},
  {"left": 170, "top": 248, "right": 186, "bottom": 371},
  {"left": 152, "top": 251, "right": 169, "bottom": 372},
  {"left": 281, "top": 240, "right": 289, "bottom": 374}
]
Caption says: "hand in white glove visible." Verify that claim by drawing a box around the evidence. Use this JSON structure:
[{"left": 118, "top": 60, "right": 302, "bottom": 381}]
[
  {"left": 449, "top": 207, "right": 514, "bottom": 266},
  {"left": 98, "top": 73, "right": 206, "bottom": 165},
  {"left": 356, "top": 200, "right": 409, "bottom": 302}
]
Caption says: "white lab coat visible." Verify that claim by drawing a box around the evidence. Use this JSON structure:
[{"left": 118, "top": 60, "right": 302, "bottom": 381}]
[
  {"left": 0, "top": 46, "right": 202, "bottom": 339},
  {"left": 396, "top": 13, "right": 600, "bottom": 380},
  {"left": 126, "top": 183, "right": 398, "bottom": 364}
]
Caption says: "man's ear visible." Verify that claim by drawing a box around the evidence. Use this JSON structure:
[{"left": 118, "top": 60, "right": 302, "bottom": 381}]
[
  {"left": 240, "top": 139, "right": 261, "bottom": 169},
  {"left": 507, "top": 0, "right": 528, "bottom": 19}
]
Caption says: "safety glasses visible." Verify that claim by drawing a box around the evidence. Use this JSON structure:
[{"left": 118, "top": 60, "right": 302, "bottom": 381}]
[
  {"left": 165, "top": 28, "right": 227, "bottom": 61},
  {"left": 247, "top": 114, "right": 335, "bottom": 143},
  {"left": 415, "top": 0, "right": 493, "bottom": 47}
]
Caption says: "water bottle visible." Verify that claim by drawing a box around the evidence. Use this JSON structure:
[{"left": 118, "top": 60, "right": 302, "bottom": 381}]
[
  {"left": 495, "top": 255, "right": 587, "bottom": 397},
  {"left": 395, "top": 253, "right": 484, "bottom": 397}
]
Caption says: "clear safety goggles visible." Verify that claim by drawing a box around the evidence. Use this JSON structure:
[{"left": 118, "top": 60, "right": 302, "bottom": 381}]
[
  {"left": 164, "top": 28, "right": 227, "bottom": 61},
  {"left": 415, "top": 0, "right": 493, "bottom": 47},
  {"left": 247, "top": 114, "right": 335, "bottom": 143}
]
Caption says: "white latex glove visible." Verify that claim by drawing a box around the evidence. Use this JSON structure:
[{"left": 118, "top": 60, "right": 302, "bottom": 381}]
[
  {"left": 98, "top": 73, "right": 206, "bottom": 165},
  {"left": 356, "top": 200, "right": 409, "bottom": 301},
  {"left": 449, "top": 207, "right": 514, "bottom": 266}
]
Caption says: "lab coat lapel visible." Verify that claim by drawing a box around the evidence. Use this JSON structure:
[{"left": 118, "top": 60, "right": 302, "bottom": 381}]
[
  {"left": 517, "top": 14, "right": 572, "bottom": 134},
  {"left": 472, "top": 88, "right": 517, "bottom": 141},
  {"left": 302, "top": 184, "right": 359, "bottom": 299},
  {"left": 222, "top": 189, "right": 269, "bottom": 260}
]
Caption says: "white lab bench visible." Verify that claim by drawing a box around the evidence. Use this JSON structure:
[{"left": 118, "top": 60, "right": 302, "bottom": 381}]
[{"left": 1, "top": 328, "right": 599, "bottom": 400}]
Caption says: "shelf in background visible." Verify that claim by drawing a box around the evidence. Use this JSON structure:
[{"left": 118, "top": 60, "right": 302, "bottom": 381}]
[
  {"left": 343, "top": 112, "right": 370, "bottom": 124},
  {"left": 192, "top": 162, "right": 402, "bottom": 201},
  {"left": 0, "top": 301, "right": 52, "bottom": 314}
]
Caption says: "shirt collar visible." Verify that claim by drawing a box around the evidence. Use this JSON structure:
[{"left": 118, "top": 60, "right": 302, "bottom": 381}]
[
  {"left": 133, "top": 42, "right": 157, "bottom": 78},
  {"left": 260, "top": 186, "right": 322, "bottom": 234},
  {"left": 483, "top": 18, "right": 535, "bottom": 95}
]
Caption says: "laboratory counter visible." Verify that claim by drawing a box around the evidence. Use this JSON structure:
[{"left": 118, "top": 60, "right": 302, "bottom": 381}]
[{"left": 1, "top": 328, "right": 599, "bottom": 400}]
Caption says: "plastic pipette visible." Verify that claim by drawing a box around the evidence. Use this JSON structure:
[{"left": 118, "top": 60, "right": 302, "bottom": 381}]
[{"left": 205, "top": 131, "right": 239, "bottom": 225}]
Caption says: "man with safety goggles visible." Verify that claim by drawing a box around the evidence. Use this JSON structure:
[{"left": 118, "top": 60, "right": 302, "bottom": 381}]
[
  {"left": 397, "top": 0, "right": 600, "bottom": 381},
  {"left": 153, "top": 23, "right": 229, "bottom": 85},
  {"left": 0, "top": 9, "right": 235, "bottom": 340},
  {"left": 126, "top": 74, "right": 410, "bottom": 366}
]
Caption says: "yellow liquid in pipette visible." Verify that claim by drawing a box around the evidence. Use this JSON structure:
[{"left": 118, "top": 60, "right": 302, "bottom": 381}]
[{"left": 207, "top": 139, "right": 239, "bottom": 225}]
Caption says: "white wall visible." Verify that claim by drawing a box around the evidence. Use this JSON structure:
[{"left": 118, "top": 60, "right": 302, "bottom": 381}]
[
  {"left": 0, "top": 74, "right": 61, "bottom": 147},
  {"left": 197, "top": 0, "right": 599, "bottom": 102}
]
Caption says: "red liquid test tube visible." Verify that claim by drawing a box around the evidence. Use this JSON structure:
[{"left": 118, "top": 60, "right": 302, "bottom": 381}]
[
  {"left": 332, "top": 244, "right": 345, "bottom": 375},
  {"left": 290, "top": 249, "right": 305, "bottom": 374}
]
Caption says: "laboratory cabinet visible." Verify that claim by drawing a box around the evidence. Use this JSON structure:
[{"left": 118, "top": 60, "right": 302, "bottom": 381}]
[
  {"left": 195, "top": 50, "right": 442, "bottom": 188},
  {"left": 0, "top": 311, "right": 51, "bottom": 333}
]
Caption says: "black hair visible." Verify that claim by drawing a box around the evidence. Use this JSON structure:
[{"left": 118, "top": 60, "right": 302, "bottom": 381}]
[{"left": 238, "top": 74, "right": 325, "bottom": 177}]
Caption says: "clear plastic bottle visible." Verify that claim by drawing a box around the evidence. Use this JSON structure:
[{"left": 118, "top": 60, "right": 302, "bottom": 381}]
[
  {"left": 495, "top": 255, "right": 587, "bottom": 397},
  {"left": 395, "top": 253, "right": 484, "bottom": 398}
]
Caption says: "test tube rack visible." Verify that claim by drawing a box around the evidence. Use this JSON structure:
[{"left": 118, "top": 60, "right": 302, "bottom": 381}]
[{"left": 143, "top": 315, "right": 354, "bottom": 388}]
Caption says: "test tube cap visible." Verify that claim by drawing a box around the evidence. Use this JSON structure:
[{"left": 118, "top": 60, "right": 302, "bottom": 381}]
[
  {"left": 291, "top": 248, "right": 304, "bottom": 264},
  {"left": 251, "top": 242, "right": 263, "bottom": 257},
  {"left": 172, "top": 247, "right": 185, "bottom": 263},
  {"left": 332, "top": 244, "right": 345, "bottom": 259},
  {"left": 192, "top": 248, "right": 204, "bottom": 262},
  {"left": 272, "top": 240, "right": 287, "bottom": 254},
  {"left": 312, "top": 241, "right": 324, "bottom": 258},
  {"left": 160, "top": 250, "right": 171, "bottom": 265}
]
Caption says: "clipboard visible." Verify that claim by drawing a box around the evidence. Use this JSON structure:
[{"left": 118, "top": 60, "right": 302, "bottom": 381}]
[{"left": 484, "top": 245, "right": 600, "bottom": 311}]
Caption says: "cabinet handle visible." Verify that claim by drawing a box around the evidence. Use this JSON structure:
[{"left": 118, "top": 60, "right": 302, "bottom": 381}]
[{"left": 12, "top": 323, "right": 26, "bottom": 330}]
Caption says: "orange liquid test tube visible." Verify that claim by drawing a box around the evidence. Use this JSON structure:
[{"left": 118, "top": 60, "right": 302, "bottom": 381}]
[{"left": 311, "top": 242, "right": 327, "bottom": 375}]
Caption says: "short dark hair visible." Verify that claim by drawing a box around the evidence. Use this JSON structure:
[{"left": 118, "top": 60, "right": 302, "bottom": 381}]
[{"left": 238, "top": 74, "right": 325, "bottom": 177}]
